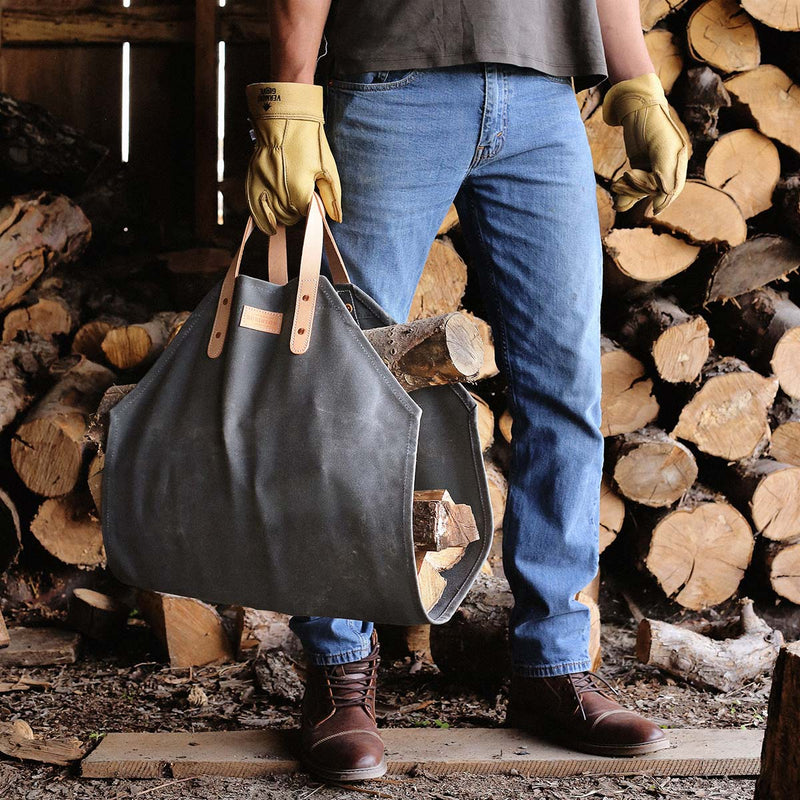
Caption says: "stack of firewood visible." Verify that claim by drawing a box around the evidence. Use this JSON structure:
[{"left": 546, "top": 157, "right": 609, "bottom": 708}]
[{"left": 2, "top": 0, "right": 800, "bottom": 674}]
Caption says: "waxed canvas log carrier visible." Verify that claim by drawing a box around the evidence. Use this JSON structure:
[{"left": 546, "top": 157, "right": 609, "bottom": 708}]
[{"left": 102, "top": 194, "right": 493, "bottom": 625}]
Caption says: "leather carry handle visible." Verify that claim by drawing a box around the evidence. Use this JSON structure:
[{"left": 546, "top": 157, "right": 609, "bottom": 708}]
[
  {"left": 267, "top": 206, "right": 350, "bottom": 287},
  {"left": 207, "top": 193, "right": 350, "bottom": 359}
]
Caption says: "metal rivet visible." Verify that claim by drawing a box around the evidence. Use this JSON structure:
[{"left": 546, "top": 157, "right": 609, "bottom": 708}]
[
  {"left": 215, "top": 332, "right": 221, "bottom": 338},
  {"left": 302, "top": 294, "right": 310, "bottom": 301},
  {"left": 345, "top": 303, "right": 354, "bottom": 312},
  {"left": 222, "top": 297, "right": 228, "bottom": 305},
  {"left": 298, "top": 328, "right": 305, "bottom": 335}
]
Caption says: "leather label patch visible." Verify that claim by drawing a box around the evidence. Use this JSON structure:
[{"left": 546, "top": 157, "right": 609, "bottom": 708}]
[{"left": 239, "top": 305, "right": 283, "bottom": 334}]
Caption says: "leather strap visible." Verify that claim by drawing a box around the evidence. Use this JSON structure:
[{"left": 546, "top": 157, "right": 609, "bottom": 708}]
[
  {"left": 208, "top": 193, "right": 347, "bottom": 358},
  {"left": 267, "top": 207, "right": 350, "bottom": 286}
]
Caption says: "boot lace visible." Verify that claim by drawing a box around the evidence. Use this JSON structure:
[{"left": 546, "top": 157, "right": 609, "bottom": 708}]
[
  {"left": 568, "top": 671, "right": 621, "bottom": 721},
  {"left": 324, "top": 649, "right": 380, "bottom": 710}
]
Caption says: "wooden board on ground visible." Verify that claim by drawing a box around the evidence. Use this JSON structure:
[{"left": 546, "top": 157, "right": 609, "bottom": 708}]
[
  {"left": 0, "top": 627, "right": 80, "bottom": 666},
  {"left": 82, "top": 727, "right": 763, "bottom": 779}
]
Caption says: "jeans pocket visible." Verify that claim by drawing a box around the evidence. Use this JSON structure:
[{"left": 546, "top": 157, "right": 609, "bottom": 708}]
[
  {"left": 328, "top": 69, "right": 419, "bottom": 91},
  {"left": 537, "top": 70, "right": 574, "bottom": 85}
]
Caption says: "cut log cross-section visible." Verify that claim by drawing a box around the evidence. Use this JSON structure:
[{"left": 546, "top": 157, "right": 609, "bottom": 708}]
[
  {"left": 600, "top": 336, "right": 659, "bottom": 437},
  {"left": 724, "top": 66, "right": 800, "bottom": 155},
  {"left": 765, "top": 541, "right": 800, "bottom": 604},
  {"left": 687, "top": 0, "right": 760, "bottom": 73},
  {"left": 10, "top": 356, "right": 115, "bottom": 496},
  {"left": 706, "top": 235, "right": 800, "bottom": 303},
  {"left": 632, "top": 484, "right": 754, "bottom": 610},
  {"left": 30, "top": 491, "right": 105, "bottom": 568},
  {"left": 615, "top": 294, "right": 710, "bottom": 383},
  {"left": 607, "top": 426, "right": 698, "bottom": 507},
  {"left": 412, "top": 490, "right": 480, "bottom": 551},
  {"left": 644, "top": 180, "right": 747, "bottom": 246},
  {"left": 363, "top": 313, "right": 484, "bottom": 393},
  {"left": 67, "top": 588, "right": 128, "bottom": 640},
  {"left": 600, "top": 474, "right": 625, "bottom": 553},
  {"left": 101, "top": 311, "right": 188, "bottom": 371},
  {"left": 704, "top": 130, "right": 780, "bottom": 219},
  {"left": 670, "top": 355, "right": 779, "bottom": 460},
  {"left": 0, "top": 192, "right": 91, "bottom": 311},
  {"left": 645, "top": 29, "right": 683, "bottom": 94},
  {"left": 742, "top": 0, "right": 800, "bottom": 31}
]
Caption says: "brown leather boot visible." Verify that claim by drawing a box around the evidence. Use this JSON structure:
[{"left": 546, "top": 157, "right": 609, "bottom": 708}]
[
  {"left": 299, "top": 630, "right": 386, "bottom": 781},
  {"left": 506, "top": 671, "right": 670, "bottom": 756}
]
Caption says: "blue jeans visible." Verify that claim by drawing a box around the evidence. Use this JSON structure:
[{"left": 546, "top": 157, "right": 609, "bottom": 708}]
[{"left": 290, "top": 63, "right": 603, "bottom": 678}]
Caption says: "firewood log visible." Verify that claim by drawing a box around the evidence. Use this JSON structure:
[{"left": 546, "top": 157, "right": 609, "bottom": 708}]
[
  {"left": 407, "top": 239, "right": 467, "bottom": 321},
  {"left": 136, "top": 590, "right": 234, "bottom": 668},
  {"left": 679, "top": 66, "right": 731, "bottom": 148},
  {"left": 724, "top": 65, "right": 800, "bottom": 155},
  {"left": 0, "top": 91, "right": 108, "bottom": 193},
  {"left": 603, "top": 228, "right": 700, "bottom": 292},
  {"left": 71, "top": 315, "right": 127, "bottom": 363},
  {"left": 468, "top": 392, "right": 494, "bottom": 452},
  {"left": 600, "top": 336, "right": 659, "bottom": 437},
  {"left": 66, "top": 588, "right": 127, "bottom": 640},
  {"left": 0, "top": 720, "right": 84, "bottom": 766},
  {"left": 670, "top": 355, "right": 778, "bottom": 460},
  {"left": 0, "top": 611, "right": 8, "bottom": 649},
  {"left": 412, "top": 489, "right": 480, "bottom": 551},
  {"left": 643, "top": 180, "right": 747, "bottom": 246},
  {"left": 710, "top": 287, "right": 800, "bottom": 399},
  {"left": 576, "top": 85, "right": 602, "bottom": 121},
  {"left": 742, "top": 0, "right": 800, "bottom": 31},
  {"left": 645, "top": 28, "right": 683, "bottom": 93},
  {"left": 0, "top": 192, "right": 91, "bottom": 310},
  {"left": 483, "top": 456, "right": 508, "bottom": 533},
  {"left": 764, "top": 540, "right": 800, "bottom": 603},
  {"left": 703, "top": 458, "right": 800, "bottom": 543},
  {"left": 86, "top": 451, "right": 103, "bottom": 514},
  {"left": 10, "top": 356, "right": 115, "bottom": 496},
  {"left": 706, "top": 235, "right": 800, "bottom": 303},
  {"left": 0, "top": 336, "right": 59, "bottom": 433},
  {"left": 498, "top": 409, "right": 512, "bottom": 444},
  {"left": 0, "top": 486, "right": 22, "bottom": 575},
  {"left": 600, "top": 474, "right": 625, "bottom": 553},
  {"left": 585, "top": 106, "right": 626, "bottom": 180},
  {"left": 85, "top": 383, "right": 136, "bottom": 453},
  {"left": 101, "top": 310, "right": 188, "bottom": 371},
  {"left": 630, "top": 483, "right": 754, "bottom": 609},
  {"left": 614, "top": 294, "right": 710, "bottom": 383},
  {"left": 775, "top": 173, "right": 800, "bottom": 239},
  {"left": 460, "top": 312, "right": 499, "bottom": 380},
  {"left": 414, "top": 551, "right": 446, "bottom": 612},
  {"left": 770, "top": 394, "right": 800, "bottom": 466},
  {"left": 704, "top": 130, "right": 780, "bottom": 219},
  {"left": 363, "top": 312, "right": 484, "bottom": 392},
  {"left": 596, "top": 185, "right": 615, "bottom": 237},
  {"left": 639, "top": 0, "right": 690, "bottom": 31},
  {"left": 637, "top": 598, "right": 783, "bottom": 692},
  {"left": 2, "top": 272, "right": 88, "bottom": 344},
  {"left": 687, "top": 0, "right": 760, "bottom": 73},
  {"left": 607, "top": 425, "right": 698, "bottom": 507},
  {"left": 754, "top": 640, "right": 800, "bottom": 800},
  {"left": 30, "top": 491, "right": 104, "bottom": 569}
]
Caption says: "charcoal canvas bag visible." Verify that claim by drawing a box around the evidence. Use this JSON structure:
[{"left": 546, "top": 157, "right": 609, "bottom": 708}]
[{"left": 101, "top": 193, "right": 493, "bottom": 625}]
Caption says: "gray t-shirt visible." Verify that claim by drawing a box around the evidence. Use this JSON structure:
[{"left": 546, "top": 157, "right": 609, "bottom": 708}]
[{"left": 325, "top": 1, "right": 608, "bottom": 91}]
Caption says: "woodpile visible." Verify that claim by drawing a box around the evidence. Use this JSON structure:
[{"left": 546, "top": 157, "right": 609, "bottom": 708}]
[{"left": 3, "top": 0, "right": 800, "bottom": 679}]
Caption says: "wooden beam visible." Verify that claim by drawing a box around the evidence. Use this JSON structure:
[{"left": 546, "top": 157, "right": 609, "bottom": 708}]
[
  {"left": 0, "top": 7, "right": 269, "bottom": 45},
  {"left": 194, "top": 0, "right": 218, "bottom": 241},
  {"left": 82, "top": 728, "right": 763, "bottom": 779}
]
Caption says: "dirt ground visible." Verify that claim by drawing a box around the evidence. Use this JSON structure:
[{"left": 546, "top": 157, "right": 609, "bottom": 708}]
[{"left": 0, "top": 579, "right": 771, "bottom": 800}]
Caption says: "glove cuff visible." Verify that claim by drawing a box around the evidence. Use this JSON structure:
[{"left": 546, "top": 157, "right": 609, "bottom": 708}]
[
  {"left": 602, "top": 72, "right": 667, "bottom": 126},
  {"left": 246, "top": 82, "right": 324, "bottom": 122}
]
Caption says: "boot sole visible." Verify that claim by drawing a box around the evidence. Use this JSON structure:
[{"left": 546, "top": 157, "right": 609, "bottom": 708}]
[
  {"left": 302, "top": 754, "right": 388, "bottom": 782},
  {"left": 505, "top": 708, "right": 671, "bottom": 757}
]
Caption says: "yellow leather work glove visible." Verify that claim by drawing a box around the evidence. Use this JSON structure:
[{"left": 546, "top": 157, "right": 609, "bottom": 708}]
[
  {"left": 246, "top": 82, "right": 342, "bottom": 234},
  {"left": 602, "top": 72, "right": 688, "bottom": 215}
]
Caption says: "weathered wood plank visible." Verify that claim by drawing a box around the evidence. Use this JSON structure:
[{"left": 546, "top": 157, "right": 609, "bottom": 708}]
[
  {"left": 0, "top": 627, "right": 81, "bottom": 666},
  {"left": 82, "top": 728, "right": 762, "bottom": 779},
  {"left": 0, "top": 7, "right": 269, "bottom": 45},
  {"left": 194, "top": 0, "right": 218, "bottom": 240}
]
